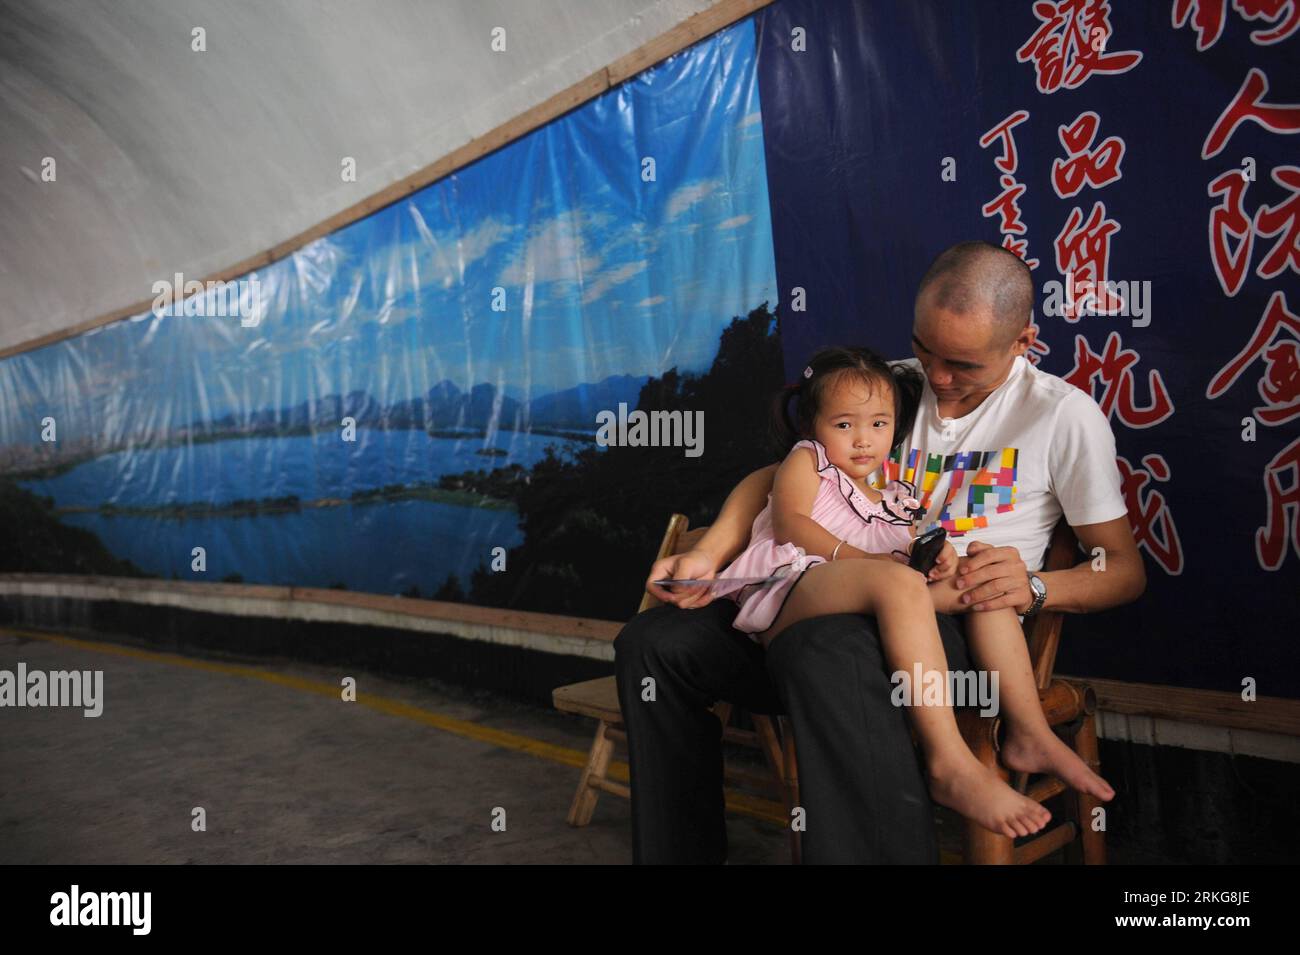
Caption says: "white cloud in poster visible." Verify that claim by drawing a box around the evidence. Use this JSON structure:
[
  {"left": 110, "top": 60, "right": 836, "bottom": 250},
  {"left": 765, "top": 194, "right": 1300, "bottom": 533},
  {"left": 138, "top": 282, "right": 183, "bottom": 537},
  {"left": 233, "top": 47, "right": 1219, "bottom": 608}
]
[
  {"left": 665, "top": 179, "right": 721, "bottom": 222},
  {"left": 580, "top": 259, "right": 647, "bottom": 305},
  {"left": 499, "top": 210, "right": 602, "bottom": 285},
  {"left": 716, "top": 214, "right": 752, "bottom": 230}
]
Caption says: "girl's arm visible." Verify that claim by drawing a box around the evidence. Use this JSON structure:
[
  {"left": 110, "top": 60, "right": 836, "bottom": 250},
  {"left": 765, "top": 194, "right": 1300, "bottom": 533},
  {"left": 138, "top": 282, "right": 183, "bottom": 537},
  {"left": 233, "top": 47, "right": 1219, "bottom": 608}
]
[
  {"left": 769, "top": 447, "right": 894, "bottom": 562},
  {"left": 692, "top": 463, "right": 778, "bottom": 569},
  {"left": 644, "top": 463, "right": 779, "bottom": 608}
]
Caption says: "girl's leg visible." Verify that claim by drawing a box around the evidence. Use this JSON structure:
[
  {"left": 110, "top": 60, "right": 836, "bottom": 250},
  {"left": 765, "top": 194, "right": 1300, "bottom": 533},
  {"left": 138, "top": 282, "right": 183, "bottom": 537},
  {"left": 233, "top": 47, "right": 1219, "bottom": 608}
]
[
  {"left": 963, "top": 608, "right": 1115, "bottom": 801},
  {"left": 761, "top": 560, "right": 1050, "bottom": 839}
]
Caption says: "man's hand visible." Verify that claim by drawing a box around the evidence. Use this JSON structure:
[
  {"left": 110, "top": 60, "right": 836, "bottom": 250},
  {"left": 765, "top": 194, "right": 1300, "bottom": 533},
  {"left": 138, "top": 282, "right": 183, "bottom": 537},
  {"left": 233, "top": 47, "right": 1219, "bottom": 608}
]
[
  {"left": 644, "top": 548, "right": 719, "bottom": 609},
  {"left": 955, "top": 540, "right": 1032, "bottom": 613}
]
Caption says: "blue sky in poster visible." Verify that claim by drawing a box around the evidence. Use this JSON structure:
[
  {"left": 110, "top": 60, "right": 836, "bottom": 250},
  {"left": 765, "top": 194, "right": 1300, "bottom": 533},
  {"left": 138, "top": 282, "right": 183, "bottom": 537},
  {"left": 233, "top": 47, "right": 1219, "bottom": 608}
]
[{"left": 0, "top": 19, "right": 776, "bottom": 452}]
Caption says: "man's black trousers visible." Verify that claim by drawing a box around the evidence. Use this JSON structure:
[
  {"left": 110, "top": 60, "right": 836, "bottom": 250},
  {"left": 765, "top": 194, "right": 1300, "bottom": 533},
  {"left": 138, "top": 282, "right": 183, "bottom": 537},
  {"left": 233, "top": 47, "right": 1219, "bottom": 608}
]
[{"left": 613, "top": 599, "right": 973, "bottom": 863}]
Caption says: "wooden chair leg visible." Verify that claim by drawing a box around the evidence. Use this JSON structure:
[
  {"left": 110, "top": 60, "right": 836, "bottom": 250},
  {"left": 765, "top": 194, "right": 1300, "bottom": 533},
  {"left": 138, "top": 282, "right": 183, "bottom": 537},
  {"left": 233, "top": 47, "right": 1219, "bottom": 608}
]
[
  {"left": 712, "top": 702, "right": 733, "bottom": 735},
  {"left": 961, "top": 714, "right": 1016, "bottom": 864},
  {"left": 1072, "top": 711, "right": 1108, "bottom": 865},
  {"left": 566, "top": 719, "right": 616, "bottom": 826},
  {"left": 780, "top": 715, "right": 802, "bottom": 864},
  {"left": 752, "top": 714, "right": 785, "bottom": 793}
]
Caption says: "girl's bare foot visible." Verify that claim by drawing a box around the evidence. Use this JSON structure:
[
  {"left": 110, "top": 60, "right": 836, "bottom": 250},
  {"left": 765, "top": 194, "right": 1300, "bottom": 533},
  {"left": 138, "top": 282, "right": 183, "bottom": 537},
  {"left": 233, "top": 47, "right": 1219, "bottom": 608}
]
[
  {"left": 927, "top": 754, "right": 1051, "bottom": 839},
  {"left": 1000, "top": 725, "right": 1116, "bottom": 801}
]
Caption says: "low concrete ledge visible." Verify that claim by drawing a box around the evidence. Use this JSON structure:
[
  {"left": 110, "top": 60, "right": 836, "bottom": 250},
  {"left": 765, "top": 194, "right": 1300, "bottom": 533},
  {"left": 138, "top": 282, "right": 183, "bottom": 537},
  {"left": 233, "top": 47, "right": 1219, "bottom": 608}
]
[
  {"left": 0, "top": 573, "right": 625, "bottom": 706},
  {"left": 0, "top": 573, "right": 621, "bottom": 663}
]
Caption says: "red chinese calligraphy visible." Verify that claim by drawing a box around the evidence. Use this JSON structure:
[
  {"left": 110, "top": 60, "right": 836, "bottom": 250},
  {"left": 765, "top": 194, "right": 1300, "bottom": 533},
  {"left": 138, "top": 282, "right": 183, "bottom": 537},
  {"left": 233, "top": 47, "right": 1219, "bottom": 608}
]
[
  {"left": 1207, "top": 291, "right": 1300, "bottom": 425},
  {"left": 1207, "top": 165, "right": 1300, "bottom": 294},
  {"left": 1051, "top": 111, "right": 1126, "bottom": 198},
  {"left": 1118, "top": 454, "right": 1184, "bottom": 575},
  {"left": 1017, "top": 0, "right": 1143, "bottom": 94},
  {"left": 1065, "top": 332, "right": 1175, "bottom": 428},
  {"left": 980, "top": 112, "right": 1039, "bottom": 270},
  {"left": 1054, "top": 202, "right": 1126, "bottom": 318},
  {"left": 1238, "top": 0, "right": 1300, "bottom": 43},
  {"left": 1026, "top": 315, "right": 1052, "bottom": 366},
  {"left": 1202, "top": 68, "right": 1300, "bottom": 161},
  {"left": 1259, "top": 340, "right": 1300, "bottom": 424},
  {"left": 1001, "top": 235, "right": 1042, "bottom": 271},
  {"left": 1254, "top": 166, "right": 1300, "bottom": 281},
  {"left": 982, "top": 177, "right": 1029, "bottom": 235},
  {"left": 1256, "top": 437, "right": 1300, "bottom": 570},
  {"left": 1173, "top": 0, "right": 1300, "bottom": 49},
  {"left": 1208, "top": 168, "right": 1256, "bottom": 296},
  {"left": 979, "top": 110, "right": 1030, "bottom": 173},
  {"left": 1173, "top": 0, "right": 1229, "bottom": 48}
]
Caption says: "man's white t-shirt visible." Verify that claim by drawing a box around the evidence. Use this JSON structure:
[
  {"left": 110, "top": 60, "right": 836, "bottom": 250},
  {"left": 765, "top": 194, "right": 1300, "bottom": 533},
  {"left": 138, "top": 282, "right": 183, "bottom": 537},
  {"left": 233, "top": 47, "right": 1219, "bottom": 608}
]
[{"left": 873, "top": 356, "right": 1128, "bottom": 572}]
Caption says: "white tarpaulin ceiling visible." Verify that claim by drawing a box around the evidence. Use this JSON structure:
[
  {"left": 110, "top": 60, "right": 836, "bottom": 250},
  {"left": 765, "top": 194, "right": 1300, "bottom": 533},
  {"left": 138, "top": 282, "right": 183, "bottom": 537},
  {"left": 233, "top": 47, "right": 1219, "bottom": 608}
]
[{"left": 0, "top": 0, "right": 717, "bottom": 354}]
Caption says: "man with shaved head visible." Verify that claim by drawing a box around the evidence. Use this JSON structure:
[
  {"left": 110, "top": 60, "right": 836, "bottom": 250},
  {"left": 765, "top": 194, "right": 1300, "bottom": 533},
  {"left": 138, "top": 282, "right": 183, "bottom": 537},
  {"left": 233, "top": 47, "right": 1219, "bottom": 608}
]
[
  {"left": 916, "top": 239, "right": 1036, "bottom": 357},
  {"left": 616, "top": 239, "right": 1146, "bottom": 864}
]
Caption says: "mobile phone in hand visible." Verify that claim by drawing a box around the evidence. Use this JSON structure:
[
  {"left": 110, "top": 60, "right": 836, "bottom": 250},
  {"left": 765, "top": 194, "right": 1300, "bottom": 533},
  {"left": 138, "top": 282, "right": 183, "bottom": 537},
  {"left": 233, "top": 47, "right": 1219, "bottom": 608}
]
[{"left": 908, "top": 526, "right": 947, "bottom": 576}]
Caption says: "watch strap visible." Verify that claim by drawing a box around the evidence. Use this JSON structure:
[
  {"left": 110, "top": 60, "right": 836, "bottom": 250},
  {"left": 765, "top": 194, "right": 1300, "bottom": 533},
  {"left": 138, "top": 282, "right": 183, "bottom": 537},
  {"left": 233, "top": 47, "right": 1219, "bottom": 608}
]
[{"left": 1024, "top": 573, "right": 1047, "bottom": 616}]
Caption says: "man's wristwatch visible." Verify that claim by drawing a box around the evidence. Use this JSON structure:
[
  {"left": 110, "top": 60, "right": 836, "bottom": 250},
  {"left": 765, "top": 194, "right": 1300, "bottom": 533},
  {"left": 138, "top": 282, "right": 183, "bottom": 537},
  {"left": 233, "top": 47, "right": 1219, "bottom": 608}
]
[{"left": 1023, "top": 573, "right": 1047, "bottom": 616}]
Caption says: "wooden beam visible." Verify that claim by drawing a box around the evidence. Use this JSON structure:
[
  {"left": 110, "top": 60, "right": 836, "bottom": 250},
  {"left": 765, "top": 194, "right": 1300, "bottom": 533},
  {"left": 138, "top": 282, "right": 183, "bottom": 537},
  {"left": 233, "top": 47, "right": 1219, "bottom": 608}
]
[
  {"left": 0, "top": 0, "right": 776, "bottom": 361},
  {"left": 1063, "top": 673, "right": 1300, "bottom": 737}
]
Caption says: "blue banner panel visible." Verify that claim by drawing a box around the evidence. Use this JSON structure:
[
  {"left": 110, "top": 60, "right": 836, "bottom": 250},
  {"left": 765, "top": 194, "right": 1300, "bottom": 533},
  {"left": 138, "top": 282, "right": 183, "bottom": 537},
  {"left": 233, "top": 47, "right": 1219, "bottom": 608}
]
[{"left": 755, "top": 0, "right": 1299, "bottom": 695}]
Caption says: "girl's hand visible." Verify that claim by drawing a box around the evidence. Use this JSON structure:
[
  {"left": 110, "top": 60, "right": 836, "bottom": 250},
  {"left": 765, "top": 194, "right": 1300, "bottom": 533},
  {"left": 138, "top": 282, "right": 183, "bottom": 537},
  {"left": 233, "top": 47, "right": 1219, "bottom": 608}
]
[
  {"left": 926, "top": 570, "right": 967, "bottom": 614},
  {"left": 926, "top": 541, "right": 959, "bottom": 582},
  {"left": 645, "top": 548, "right": 719, "bottom": 609}
]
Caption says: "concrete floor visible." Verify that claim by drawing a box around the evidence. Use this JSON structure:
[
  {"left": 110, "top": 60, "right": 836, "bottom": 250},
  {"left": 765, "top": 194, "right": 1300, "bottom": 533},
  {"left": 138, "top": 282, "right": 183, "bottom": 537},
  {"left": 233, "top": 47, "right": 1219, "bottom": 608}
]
[
  {"left": 0, "top": 623, "right": 1214, "bottom": 866},
  {"left": 0, "top": 627, "right": 795, "bottom": 864}
]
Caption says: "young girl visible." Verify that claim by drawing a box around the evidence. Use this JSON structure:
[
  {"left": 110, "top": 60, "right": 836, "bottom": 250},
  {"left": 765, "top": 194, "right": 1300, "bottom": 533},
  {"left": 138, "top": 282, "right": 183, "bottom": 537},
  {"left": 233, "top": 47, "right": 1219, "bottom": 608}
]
[{"left": 708, "top": 346, "right": 1114, "bottom": 840}]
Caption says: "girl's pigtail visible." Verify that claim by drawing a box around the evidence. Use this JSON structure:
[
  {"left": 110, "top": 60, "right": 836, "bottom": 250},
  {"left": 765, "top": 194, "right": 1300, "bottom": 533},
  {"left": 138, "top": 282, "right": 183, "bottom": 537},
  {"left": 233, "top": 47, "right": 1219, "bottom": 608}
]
[
  {"left": 767, "top": 380, "right": 803, "bottom": 460},
  {"left": 890, "top": 362, "right": 925, "bottom": 453}
]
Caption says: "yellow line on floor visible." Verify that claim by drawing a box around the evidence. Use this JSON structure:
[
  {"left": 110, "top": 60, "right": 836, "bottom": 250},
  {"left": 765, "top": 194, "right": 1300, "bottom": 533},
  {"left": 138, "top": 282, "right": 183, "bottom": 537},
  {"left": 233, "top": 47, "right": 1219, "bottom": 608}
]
[{"left": 2, "top": 627, "right": 790, "bottom": 827}]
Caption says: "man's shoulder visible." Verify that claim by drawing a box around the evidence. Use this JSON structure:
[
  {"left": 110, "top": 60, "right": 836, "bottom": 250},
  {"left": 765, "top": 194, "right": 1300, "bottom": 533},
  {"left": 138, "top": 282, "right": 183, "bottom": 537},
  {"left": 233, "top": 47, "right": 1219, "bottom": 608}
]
[
  {"left": 1015, "top": 360, "right": 1119, "bottom": 471},
  {"left": 1016, "top": 358, "right": 1099, "bottom": 418},
  {"left": 1019, "top": 357, "right": 1074, "bottom": 396}
]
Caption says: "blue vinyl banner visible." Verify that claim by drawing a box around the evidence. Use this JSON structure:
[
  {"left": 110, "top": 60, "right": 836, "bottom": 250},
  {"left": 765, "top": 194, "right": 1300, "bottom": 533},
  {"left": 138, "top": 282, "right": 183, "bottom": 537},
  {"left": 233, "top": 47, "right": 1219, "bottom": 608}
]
[
  {"left": 753, "top": 0, "right": 1299, "bottom": 695},
  {"left": 1, "top": 21, "right": 781, "bottom": 616}
]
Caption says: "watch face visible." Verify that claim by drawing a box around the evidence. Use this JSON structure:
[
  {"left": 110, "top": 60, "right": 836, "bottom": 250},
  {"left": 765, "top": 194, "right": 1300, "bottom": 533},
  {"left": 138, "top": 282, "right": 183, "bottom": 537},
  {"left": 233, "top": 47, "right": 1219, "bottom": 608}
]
[{"left": 1030, "top": 575, "right": 1046, "bottom": 597}]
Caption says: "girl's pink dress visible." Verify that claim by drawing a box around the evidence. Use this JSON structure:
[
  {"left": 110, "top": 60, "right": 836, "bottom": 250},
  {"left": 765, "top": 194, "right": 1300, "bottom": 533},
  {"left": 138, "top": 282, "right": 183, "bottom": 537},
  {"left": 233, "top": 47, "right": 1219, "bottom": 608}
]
[{"left": 712, "top": 438, "right": 920, "bottom": 640}]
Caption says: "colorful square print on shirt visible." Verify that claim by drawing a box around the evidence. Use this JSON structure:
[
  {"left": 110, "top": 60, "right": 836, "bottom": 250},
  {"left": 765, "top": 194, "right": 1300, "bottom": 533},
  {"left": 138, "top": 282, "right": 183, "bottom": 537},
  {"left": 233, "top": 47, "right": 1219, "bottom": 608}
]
[
  {"left": 878, "top": 446, "right": 1020, "bottom": 536},
  {"left": 936, "top": 447, "right": 1019, "bottom": 534}
]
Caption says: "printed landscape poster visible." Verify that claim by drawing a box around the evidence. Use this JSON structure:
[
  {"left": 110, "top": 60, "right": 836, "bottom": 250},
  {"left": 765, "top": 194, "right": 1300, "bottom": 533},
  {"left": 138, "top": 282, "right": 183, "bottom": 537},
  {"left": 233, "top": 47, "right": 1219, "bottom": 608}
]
[{"left": 0, "top": 22, "right": 783, "bottom": 623}]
